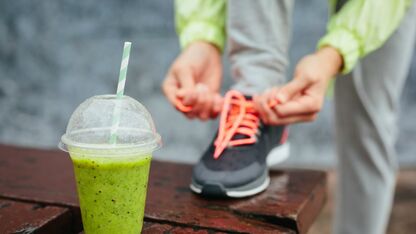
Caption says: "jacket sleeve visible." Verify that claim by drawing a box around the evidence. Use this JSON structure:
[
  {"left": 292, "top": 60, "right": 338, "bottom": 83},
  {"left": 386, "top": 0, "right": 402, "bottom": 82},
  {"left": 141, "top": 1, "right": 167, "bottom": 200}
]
[
  {"left": 318, "top": 0, "right": 412, "bottom": 74},
  {"left": 175, "top": 0, "right": 226, "bottom": 52}
]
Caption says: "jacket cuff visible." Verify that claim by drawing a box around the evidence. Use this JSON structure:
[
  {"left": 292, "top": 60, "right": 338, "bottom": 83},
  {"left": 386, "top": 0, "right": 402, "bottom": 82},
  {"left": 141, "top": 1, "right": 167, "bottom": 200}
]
[
  {"left": 318, "top": 28, "right": 361, "bottom": 74},
  {"left": 179, "top": 21, "right": 225, "bottom": 52}
]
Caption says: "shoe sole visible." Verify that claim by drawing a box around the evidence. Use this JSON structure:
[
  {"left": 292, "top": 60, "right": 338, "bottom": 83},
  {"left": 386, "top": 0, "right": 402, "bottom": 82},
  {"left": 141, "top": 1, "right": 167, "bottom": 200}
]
[
  {"left": 190, "top": 143, "right": 290, "bottom": 198},
  {"left": 190, "top": 170, "right": 270, "bottom": 198}
]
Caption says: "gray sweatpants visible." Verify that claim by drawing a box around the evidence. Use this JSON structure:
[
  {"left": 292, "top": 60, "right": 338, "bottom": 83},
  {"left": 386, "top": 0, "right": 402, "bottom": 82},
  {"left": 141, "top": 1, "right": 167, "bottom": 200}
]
[
  {"left": 333, "top": 2, "right": 416, "bottom": 234},
  {"left": 228, "top": 0, "right": 294, "bottom": 95},
  {"left": 227, "top": 1, "right": 416, "bottom": 234}
]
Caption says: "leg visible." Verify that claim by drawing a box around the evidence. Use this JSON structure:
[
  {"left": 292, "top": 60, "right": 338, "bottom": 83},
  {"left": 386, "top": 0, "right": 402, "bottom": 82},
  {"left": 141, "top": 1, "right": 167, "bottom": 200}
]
[
  {"left": 227, "top": 0, "right": 294, "bottom": 95},
  {"left": 334, "top": 3, "right": 416, "bottom": 234},
  {"left": 190, "top": 1, "right": 293, "bottom": 198}
]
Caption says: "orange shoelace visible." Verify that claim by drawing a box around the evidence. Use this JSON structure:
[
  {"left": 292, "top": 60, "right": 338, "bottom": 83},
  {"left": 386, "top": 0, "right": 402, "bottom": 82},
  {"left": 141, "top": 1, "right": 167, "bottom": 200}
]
[
  {"left": 176, "top": 93, "right": 279, "bottom": 112},
  {"left": 213, "top": 90, "right": 260, "bottom": 159},
  {"left": 175, "top": 98, "right": 192, "bottom": 112}
]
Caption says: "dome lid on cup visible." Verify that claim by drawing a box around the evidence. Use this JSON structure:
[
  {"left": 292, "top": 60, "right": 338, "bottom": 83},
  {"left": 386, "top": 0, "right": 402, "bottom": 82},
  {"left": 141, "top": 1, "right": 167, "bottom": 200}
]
[{"left": 59, "top": 95, "right": 161, "bottom": 154}]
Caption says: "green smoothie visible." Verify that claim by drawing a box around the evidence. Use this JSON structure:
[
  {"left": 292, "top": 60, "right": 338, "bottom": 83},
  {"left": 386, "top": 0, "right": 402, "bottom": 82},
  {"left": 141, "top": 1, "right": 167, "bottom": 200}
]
[{"left": 69, "top": 149, "right": 151, "bottom": 234}]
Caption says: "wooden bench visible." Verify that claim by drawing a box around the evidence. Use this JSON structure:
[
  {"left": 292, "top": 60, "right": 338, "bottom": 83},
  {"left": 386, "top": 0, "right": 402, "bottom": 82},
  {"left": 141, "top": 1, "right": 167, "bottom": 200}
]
[{"left": 0, "top": 144, "right": 327, "bottom": 233}]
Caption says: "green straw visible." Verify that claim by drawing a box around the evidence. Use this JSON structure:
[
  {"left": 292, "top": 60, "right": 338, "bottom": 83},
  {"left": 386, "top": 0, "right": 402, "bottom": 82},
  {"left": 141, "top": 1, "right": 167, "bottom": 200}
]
[{"left": 110, "top": 41, "right": 132, "bottom": 144}]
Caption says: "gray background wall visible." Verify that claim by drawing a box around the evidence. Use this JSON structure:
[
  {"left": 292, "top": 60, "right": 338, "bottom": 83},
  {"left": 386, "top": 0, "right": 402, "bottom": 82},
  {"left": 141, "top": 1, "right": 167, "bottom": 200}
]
[{"left": 0, "top": 0, "right": 415, "bottom": 168}]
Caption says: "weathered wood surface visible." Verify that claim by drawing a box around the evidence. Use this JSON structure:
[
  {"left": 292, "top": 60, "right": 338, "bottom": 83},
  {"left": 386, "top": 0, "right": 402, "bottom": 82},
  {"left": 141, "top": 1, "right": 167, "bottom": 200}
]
[
  {"left": 0, "top": 144, "right": 326, "bottom": 233},
  {"left": 0, "top": 145, "right": 79, "bottom": 207},
  {"left": 142, "top": 222, "right": 229, "bottom": 234},
  {"left": 145, "top": 163, "right": 325, "bottom": 233},
  {"left": 0, "top": 198, "right": 73, "bottom": 234}
]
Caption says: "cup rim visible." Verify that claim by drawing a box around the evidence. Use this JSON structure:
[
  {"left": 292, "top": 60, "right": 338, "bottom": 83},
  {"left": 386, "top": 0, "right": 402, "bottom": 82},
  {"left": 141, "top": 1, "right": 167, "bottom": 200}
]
[{"left": 59, "top": 127, "right": 161, "bottom": 155}]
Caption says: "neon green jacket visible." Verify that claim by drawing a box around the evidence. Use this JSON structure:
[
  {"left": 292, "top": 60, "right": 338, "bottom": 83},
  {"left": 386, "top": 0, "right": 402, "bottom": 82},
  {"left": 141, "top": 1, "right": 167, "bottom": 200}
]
[{"left": 175, "top": 0, "right": 413, "bottom": 74}]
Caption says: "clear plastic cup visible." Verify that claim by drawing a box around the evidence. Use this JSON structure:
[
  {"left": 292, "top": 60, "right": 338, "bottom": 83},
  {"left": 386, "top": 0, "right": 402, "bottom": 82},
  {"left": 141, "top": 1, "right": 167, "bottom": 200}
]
[{"left": 59, "top": 95, "right": 161, "bottom": 234}]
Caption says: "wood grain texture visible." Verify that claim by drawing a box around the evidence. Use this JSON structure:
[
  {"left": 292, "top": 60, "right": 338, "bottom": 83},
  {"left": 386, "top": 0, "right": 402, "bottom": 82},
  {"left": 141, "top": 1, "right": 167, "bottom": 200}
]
[
  {"left": 0, "top": 144, "right": 326, "bottom": 233},
  {"left": 0, "top": 198, "right": 72, "bottom": 234}
]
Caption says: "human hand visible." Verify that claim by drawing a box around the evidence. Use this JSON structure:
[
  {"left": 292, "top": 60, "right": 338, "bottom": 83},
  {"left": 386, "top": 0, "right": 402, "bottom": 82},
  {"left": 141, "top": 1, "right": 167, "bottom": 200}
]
[
  {"left": 254, "top": 47, "right": 343, "bottom": 125},
  {"left": 162, "top": 41, "right": 223, "bottom": 120}
]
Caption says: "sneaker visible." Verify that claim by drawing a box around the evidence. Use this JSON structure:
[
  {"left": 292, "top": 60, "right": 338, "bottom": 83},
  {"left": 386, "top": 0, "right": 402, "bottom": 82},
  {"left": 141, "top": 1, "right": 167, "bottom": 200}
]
[{"left": 190, "top": 90, "right": 290, "bottom": 198}]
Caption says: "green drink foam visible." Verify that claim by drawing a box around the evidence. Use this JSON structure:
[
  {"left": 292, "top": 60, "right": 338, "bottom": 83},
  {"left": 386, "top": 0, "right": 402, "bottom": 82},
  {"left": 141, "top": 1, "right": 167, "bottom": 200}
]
[{"left": 69, "top": 148, "right": 151, "bottom": 234}]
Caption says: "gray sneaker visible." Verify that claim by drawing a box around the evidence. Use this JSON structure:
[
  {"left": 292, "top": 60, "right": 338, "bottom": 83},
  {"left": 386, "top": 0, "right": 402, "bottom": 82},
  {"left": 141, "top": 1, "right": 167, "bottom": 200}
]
[{"left": 190, "top": 90, "right": 290, "bottom": 198}]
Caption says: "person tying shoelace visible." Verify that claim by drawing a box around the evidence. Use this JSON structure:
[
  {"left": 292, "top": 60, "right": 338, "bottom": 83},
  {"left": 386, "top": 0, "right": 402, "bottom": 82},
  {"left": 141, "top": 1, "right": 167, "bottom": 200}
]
[{"left": 162, "top": 0, "right": 416, "bottom": 233}]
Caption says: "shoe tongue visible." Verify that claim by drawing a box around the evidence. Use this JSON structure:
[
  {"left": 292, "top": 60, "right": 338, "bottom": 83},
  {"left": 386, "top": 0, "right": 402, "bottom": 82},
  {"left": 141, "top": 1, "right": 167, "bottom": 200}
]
[
  {"left": 232, "top": 133, "right": 251, "bottom": 140},
  {"left": 244, "top": 95, "right": 253, "bottom": 101}
]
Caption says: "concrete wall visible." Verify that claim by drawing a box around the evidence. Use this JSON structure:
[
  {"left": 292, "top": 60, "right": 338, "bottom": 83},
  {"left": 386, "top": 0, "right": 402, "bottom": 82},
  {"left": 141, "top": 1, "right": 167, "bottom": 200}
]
[{"left": 0, "top": 0, "right": 415, "bottom": 168}]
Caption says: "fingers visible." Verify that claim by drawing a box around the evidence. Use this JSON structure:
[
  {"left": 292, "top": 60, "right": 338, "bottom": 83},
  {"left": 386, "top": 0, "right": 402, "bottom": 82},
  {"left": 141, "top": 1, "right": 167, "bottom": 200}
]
[
  {"left": 163, "top": 66, "right": 201, "bottom": 117},
  {"left": 162, "top": 65, "right": 197, "bottom": 111},
  {"left": 253, "top": 89, "right": 272, "bottom": 124},
  {"left": 262, "top": 99, "right": 279, "bottom": 124},
  {"left": 256, "top": 74, "right": 323, "bottom": 125},
  {"left": 179, "top": 84, "right": 220, "bottom": 121},
  {"left": 258, "top": 89, "right": 274, "bottom": 124},
  {"left": 162, "top": 73, "right": 179, "bottom": 106},
  {"left": 176, "top": 68, "right": 195, "bottom": 91},
  {"left": 162, "top": 42, "right": 223, "bottom": 120},
  {"left": 211, "top": 94, "right": 223, "bottom": 118},
  {"left": 254, "top": 86, "right": 321, "bottom": 126},
  {"left": 266, "top": 92, "right": 322, "bottom": 125},
  {"left": 175, "top": 99, "right": 192, "bottom": 113},
  {"left": 171, "top": 67, "right": 221, "bottom": 120},
  {"left": 265, "top": 87, "right": 281, "bottom": 108},
  {"left": 191, "top": 84, "right": 212, "bottom": 120},
  {"left": 266, "top": 113, "right": 318, "bottom": 125},
  {"left": 273, "top": 94, "right": 323, "bottom": 117},
  {"left": 253, "top": 95, "right": 263, "bottom": 121},
  {"left": 176, "top": 68, "right": 197, "bottom": 107},
  {"left": 254, "top": 88, "right": 278, "bottom": 124},
  {"left": 276, "top": 77, "right": 309, "bottom": 104}
]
